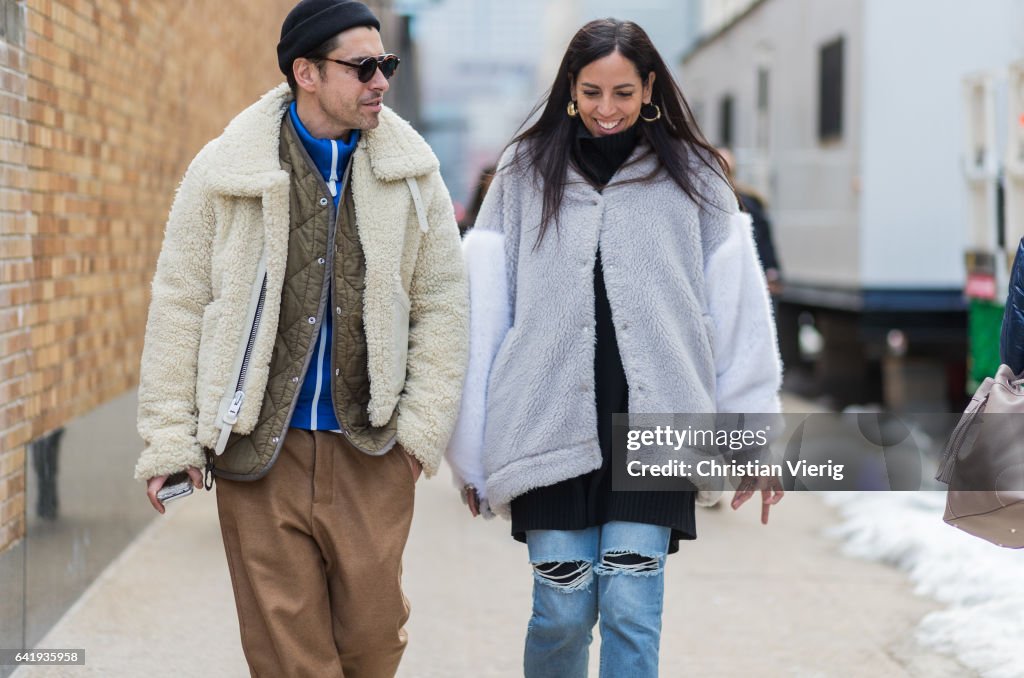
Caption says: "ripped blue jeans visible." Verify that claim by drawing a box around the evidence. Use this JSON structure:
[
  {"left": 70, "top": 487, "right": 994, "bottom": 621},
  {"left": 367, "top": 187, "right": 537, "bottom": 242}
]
[{"left": 524, "top": 521, "right": 671, "bottom": 678}]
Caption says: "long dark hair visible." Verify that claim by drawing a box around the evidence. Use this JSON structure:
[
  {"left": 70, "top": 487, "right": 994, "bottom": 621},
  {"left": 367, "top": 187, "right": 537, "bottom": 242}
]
[{"left": 505, "top": 19, "right": 733, "bottom": 245}]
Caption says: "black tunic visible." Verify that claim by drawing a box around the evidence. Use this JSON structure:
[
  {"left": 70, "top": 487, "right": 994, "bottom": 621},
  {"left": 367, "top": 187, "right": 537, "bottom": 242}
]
[{"left": 510, "top": 122, "right": 696, "bottom": 554}]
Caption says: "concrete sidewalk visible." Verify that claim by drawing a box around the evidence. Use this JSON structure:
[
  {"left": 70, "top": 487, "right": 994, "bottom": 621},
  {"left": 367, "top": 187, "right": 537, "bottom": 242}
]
[{"left": 13, "top": 463, "right": 973, "bottom": 677}]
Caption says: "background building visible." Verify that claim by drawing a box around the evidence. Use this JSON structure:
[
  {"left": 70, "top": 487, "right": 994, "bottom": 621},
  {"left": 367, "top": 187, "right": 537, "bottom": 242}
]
[
  {"left": 695, "top": 0, "right": 761, "bottom": 40},
  {"left": 414, "top": 0, "right": 698, "bottom": 212},
  {"left": 413, "top": 0, "right": 550, "bottom": 212}
]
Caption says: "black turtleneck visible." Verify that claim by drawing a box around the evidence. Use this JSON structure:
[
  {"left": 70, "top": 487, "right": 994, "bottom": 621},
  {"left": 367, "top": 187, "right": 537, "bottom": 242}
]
[
  {"left": 572, "top": 121, "right": 639, "bottom": 190},
  {"left": 510, "top": 118, "right": 696, "bottom": 554}
]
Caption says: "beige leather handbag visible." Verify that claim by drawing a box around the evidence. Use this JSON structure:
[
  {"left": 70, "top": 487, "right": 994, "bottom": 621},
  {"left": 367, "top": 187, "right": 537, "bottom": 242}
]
[{"left": 936, "top": 364, "right": 1024, "bottom": 548}]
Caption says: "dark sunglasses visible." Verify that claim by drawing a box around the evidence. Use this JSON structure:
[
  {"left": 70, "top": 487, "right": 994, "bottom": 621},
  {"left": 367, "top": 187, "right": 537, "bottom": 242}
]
[{"left": 323, "top": 54, "right": 400, "bottom": 83}]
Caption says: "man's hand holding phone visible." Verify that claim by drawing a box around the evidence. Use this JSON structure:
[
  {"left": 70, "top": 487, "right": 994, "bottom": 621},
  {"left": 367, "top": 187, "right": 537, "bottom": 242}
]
[{"left": 146, "top": 467, "right": 203, "bottom": 514}]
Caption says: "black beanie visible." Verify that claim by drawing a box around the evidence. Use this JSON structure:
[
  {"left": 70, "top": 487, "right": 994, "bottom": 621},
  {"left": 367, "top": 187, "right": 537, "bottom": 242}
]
[{"left": 277, "top": 0, "right": 381, "bottom": 76}]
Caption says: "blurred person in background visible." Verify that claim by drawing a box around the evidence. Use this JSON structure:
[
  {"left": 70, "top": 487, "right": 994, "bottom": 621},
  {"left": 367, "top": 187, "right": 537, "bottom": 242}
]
[
  {"left": 132, "top": 0, "right": 468, "bottom": 675},
  {"left": 447, "top": 18, "right": 782, "bottom": 678},
  {"left": 719, "top": 148, "right": 782, "bottom": 295},
  {"left": 459, "top": 163, "right": 497, "bottom": 234}
]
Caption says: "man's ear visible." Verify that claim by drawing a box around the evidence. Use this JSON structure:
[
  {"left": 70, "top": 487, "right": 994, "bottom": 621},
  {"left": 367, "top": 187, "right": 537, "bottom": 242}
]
[{"left": 293, "top": 58, "right": 320, "bottom": 93}]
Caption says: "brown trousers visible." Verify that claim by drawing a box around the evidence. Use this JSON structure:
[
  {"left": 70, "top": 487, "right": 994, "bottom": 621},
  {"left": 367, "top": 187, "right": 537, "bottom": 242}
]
[{"left": 216, "top": 428, "right": 417, "bottom": 678}]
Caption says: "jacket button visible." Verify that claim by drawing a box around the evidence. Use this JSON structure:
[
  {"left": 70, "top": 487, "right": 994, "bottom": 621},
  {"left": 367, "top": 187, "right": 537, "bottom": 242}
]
[
  {"left": 318, "top": 257, "right": 325, "bottom": 265},
  {"left": 307, "top": 316, "right": 316, "bottom": 324},
  {"left": 291, "top": 376, "right": 299, "bottom": 383},
  {"left": 335, "top": 368, "right": 340, "bottom": 376},
  {"left": 272, "top": 436, "right": 280, "bottom": 444},
  {"left": 336, "top": 306, "right": 342, "bottom": 315},
  {"left": 319, "top": 197, "right": 328, "bottom": 206}
]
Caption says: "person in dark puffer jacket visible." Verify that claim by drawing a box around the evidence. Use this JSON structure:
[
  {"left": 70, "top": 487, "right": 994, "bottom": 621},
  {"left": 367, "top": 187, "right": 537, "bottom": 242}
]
[{"left": 1000, "top": 238, "right": 1024, "bottom": 375}]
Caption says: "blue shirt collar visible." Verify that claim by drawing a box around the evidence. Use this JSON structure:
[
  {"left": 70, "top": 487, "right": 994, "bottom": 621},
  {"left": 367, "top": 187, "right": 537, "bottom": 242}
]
[{"left": 288, "top": 102, "right": 360, "bottom": 198}]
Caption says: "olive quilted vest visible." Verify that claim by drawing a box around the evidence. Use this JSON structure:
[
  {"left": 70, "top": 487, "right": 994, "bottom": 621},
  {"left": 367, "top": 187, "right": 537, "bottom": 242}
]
[{"left": 212, "top": 117, "right": 398, "bottom": 480}]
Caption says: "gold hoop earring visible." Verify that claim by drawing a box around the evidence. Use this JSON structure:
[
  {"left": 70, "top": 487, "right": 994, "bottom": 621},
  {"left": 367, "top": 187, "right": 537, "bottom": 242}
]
[
  {"left": 567, "top": 100, "right": 578, "bottom": 118},
  {"left": 640, "top": 103, "right": 661, "bottom": 122}
]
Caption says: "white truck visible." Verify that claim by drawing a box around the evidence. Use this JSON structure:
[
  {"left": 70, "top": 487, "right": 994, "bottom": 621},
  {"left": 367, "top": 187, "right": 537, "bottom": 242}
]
[{"left": 679, "top": 0, "right": 1024, "bottom": 409}]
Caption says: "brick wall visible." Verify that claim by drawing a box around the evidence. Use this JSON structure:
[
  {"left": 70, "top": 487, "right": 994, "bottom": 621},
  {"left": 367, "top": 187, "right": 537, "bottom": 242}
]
[
  {"left": 0, "top": 0, "right": 29, "bottom": 555},
  {"left": 0, "top": 0, "right": 309, "bottom": 554}
]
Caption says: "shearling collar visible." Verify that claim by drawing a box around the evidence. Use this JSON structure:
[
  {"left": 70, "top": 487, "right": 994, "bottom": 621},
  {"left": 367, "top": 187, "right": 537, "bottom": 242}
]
[{"left": 201, "top": 83, "right": 438, "bottom": 196}]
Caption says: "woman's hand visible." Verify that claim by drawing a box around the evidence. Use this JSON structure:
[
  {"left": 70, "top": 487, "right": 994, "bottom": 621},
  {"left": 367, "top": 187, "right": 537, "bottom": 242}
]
[{"left": 730, "top": 476, "right": 784, "bottom": 524}]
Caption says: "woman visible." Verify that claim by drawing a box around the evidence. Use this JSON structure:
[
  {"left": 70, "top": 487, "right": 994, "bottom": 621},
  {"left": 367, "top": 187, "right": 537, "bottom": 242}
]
[{"left": 447, "top": 19, "right": 783, "bottom": 677}]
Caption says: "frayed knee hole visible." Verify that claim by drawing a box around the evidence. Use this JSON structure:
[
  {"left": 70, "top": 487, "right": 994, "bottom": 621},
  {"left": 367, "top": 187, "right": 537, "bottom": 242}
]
[
  {"left": 596, "top": 551, "right": 662, "bottom": 575},
  {"left": 532, "top": 560, "right": 592, "bottom": 591}
]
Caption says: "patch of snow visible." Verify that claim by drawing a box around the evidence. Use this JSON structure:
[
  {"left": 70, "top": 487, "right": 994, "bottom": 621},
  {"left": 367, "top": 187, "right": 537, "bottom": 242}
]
[{"left": 822, "top": 491, "right": 1024, "bottom": 678}]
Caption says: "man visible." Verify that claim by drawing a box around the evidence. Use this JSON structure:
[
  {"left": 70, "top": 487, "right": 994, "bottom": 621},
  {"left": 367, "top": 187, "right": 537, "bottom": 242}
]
[{"left": 133, "top": 1, "right": 468, "bottom": 675}]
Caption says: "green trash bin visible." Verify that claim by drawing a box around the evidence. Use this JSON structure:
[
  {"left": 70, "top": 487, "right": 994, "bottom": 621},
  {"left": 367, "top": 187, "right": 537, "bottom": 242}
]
[{"left": 968, "top": 298, "right": 1004, "bottom": 392}]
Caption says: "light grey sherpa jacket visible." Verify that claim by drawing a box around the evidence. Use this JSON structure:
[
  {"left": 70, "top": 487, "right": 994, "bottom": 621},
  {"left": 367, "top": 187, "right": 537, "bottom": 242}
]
[
  {"left": 446, "top": 142, "right": 782, "bottom": 516},
  {"left": 134, "top": 83, "right": 468, "bottom": 482}
]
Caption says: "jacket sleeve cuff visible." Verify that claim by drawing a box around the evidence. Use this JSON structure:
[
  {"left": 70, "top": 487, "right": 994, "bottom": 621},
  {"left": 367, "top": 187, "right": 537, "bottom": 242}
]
[
  {"left": 395, "top": 404, "right": 446, "bottom": 477},
  {"left": 133, "top": 434, "right": 206, "bottom": 482}
]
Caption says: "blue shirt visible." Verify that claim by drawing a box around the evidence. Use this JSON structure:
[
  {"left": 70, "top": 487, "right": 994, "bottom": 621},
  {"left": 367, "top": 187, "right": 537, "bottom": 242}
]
[{"left": 288, "top": 103, "right": 360, "bottom": 430}]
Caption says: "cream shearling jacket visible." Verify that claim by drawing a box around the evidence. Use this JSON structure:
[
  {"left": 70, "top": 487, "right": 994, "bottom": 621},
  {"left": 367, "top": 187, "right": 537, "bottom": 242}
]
[
  {"left": 134, "top": 83, "right": 468, "bottom": 482},
  {"left": 446, "top": 143, "right": 782, "bottom": 516}
]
